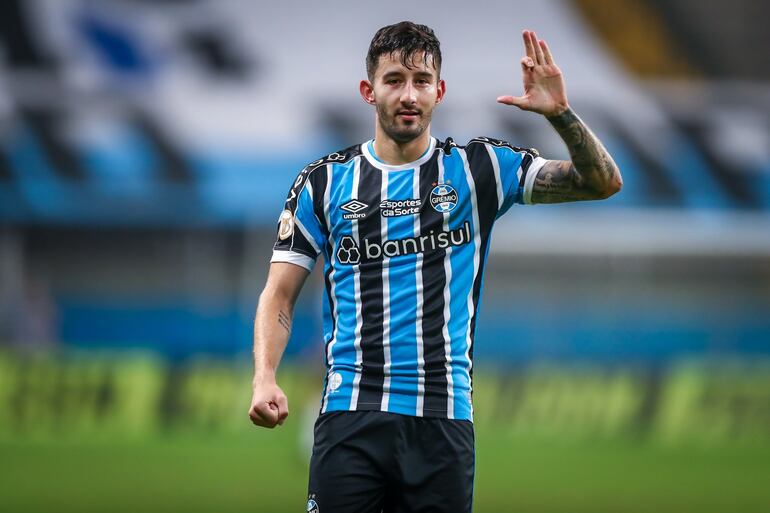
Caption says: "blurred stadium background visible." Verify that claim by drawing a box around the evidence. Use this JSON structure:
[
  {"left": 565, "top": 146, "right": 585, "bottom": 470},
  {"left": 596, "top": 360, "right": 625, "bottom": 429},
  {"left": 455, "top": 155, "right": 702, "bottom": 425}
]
[{"left": 1, "top": 0, "right": 769, "bottom": 512}]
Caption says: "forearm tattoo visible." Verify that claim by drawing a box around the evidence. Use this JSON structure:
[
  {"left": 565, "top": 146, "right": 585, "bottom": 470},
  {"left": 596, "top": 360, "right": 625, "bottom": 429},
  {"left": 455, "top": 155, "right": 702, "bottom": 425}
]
[
  {"left": 532, "top": 108, "right": 620, "bottom": 203},
  {"left": 278, "top": 310, "right": 291, "bottom": 334}
]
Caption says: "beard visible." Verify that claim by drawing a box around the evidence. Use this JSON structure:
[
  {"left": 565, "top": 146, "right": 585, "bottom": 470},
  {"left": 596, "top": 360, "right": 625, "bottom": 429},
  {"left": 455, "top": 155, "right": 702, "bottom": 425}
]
[{"left": 376, "top": 103, "right": 433, "bottom": 144}]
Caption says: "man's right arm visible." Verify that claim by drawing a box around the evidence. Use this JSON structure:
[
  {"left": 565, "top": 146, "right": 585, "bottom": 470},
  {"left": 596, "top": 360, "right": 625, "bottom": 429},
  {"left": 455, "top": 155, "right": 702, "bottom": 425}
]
[{"left": 248, "top": 262, "right": 310, "bottom": 429}]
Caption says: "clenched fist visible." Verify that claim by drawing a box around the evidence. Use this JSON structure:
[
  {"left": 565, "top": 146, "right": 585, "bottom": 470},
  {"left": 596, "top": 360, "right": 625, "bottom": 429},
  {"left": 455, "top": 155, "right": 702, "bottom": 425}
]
[{"left": 248, "top": 379, "right": 289, "bottom": 429}]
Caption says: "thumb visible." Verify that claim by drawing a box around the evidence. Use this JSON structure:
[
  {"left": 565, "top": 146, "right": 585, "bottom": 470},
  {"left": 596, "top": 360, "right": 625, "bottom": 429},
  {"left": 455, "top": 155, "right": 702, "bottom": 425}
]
[
  {"left": 497, "top": 95, "right": 530, "bottom": 110},
  {"left": 275, "top": 395, "right": 289, "bottom": 425}
]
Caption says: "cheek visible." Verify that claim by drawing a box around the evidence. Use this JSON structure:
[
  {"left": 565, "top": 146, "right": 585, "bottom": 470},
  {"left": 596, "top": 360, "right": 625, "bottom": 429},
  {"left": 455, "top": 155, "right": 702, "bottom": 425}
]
[
  {"left": 374, "top": 90, "right": 394, "bottom": 105},
  {"left": 423, "top": 87, "right": 439, "bottom": 102}
]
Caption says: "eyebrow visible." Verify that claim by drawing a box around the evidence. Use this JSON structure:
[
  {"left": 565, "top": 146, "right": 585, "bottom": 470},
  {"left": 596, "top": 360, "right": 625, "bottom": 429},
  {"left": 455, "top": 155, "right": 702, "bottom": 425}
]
[{"left": 381, "top": 70, "right": 435, "bottom": 80}]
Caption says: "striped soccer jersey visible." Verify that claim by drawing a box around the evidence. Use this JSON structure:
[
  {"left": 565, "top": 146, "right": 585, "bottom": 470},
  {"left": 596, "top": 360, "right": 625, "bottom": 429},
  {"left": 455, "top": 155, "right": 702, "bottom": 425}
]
[{"left": 271, "top": 136, "right": 545, "bottom": 421}]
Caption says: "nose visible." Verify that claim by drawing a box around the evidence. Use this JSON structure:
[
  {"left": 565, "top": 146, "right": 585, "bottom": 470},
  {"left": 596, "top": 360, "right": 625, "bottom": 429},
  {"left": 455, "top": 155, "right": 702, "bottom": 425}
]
[{"left": 400, "top": 81, "right": 417, "bottom": 105}]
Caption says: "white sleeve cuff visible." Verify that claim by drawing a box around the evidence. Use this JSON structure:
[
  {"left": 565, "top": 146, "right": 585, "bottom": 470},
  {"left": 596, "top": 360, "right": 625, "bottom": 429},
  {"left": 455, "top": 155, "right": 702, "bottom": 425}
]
[
  {"left": 270, "top": 250, "right": 316, "bottom": 272},
  {"left": 522, "top": 156, "right": 548, "bottom": 205}
]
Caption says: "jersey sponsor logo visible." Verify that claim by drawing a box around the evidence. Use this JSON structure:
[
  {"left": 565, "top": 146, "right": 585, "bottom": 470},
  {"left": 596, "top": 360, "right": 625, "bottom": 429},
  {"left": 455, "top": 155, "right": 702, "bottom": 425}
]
[
  {"left": 286, "top": 152, "right": 353, "bottom": 206},
  {"left": 286, "top": 167, "right": 311, "bottom": 206},
  {"left": 335, "top": 221, "right": 471, "bottom": 264},
  {"left": 277, "top": 210, "right": 294, "bottom": 240},
  {"left": 308, "top": 152, "right": 348, "bottom": 167},
  {"left": 430, "top": 184, "right": 458, "bottom": 213},
  {"left": 380, "top": 198, "right": 422, "bottom": 217},
  {"left": 340, "top": 199, "right": 369, "bottom": 220},
  {"left": 473, "top": 136, "right": 540, "bottom": 156},
  {"left": 307, "top": 497, "right": 319, "bottom": 513},
  {"left": 336, "top": 236, "right": 361, "bottom": 264}
]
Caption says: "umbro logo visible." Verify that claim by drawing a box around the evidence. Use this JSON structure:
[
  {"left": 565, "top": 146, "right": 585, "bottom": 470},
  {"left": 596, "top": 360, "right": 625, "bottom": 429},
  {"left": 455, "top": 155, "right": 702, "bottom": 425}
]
[{"left": 340, "top": 200, "right": 369, "bottom": 220}]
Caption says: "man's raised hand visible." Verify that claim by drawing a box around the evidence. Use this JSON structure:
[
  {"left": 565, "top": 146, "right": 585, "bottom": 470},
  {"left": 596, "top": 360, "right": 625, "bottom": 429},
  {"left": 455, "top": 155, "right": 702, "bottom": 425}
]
[{"left": 497, "top": 30, "right": 569, "bottom": 118}]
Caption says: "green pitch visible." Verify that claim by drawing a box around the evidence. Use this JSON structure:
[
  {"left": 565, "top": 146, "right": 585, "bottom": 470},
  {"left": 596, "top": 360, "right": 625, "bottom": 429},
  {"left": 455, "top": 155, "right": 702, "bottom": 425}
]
[
  {"left": 1, "top": 357, "right": 769, "bottom": 513},
  {"left": 2, "top": 429, "right": 768, "bottom": 513}
]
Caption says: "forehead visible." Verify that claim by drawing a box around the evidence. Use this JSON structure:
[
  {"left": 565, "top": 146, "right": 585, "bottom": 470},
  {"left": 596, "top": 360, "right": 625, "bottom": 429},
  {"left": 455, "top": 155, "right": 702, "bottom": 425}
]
[{"left": 374, "top": 51, "right": 438, "bottom": 78}]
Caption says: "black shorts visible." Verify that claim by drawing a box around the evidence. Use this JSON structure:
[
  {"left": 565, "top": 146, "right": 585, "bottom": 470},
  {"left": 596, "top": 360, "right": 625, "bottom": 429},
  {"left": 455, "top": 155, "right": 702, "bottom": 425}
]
[{"left": 307, "top": 410, "right": 475, "bottom": 513}]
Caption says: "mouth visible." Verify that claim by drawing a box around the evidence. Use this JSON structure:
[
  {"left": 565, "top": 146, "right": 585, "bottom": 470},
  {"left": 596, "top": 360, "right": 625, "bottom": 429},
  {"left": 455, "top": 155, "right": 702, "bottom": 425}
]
[{"left": 397, "top": 110, "right": 420, "bottom": 120}]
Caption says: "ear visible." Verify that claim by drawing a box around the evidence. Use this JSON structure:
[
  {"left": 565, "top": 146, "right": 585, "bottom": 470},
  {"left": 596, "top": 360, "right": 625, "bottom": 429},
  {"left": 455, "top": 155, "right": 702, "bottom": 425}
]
[
  {"left": 435, "top": 79, "right": 446, "bottom": 105},
  {"left": 359, "top": 80, "right": 376, "bottom": 105}
]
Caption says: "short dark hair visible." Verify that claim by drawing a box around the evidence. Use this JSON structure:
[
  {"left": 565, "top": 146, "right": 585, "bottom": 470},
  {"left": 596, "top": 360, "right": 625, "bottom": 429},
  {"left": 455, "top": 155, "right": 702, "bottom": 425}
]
[{"left": 366, "top": 21, "right": 442, "bottom": 81}]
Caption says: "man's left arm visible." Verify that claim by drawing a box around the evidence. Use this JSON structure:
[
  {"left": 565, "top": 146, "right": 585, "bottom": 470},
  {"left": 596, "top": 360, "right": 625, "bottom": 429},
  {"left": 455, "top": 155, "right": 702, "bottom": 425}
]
[
  {"left": 532, "top": 108, "right": 622, "bottom": 203},
  {"left": 498, "top": 29, "right": 622, "bottom": 204}
]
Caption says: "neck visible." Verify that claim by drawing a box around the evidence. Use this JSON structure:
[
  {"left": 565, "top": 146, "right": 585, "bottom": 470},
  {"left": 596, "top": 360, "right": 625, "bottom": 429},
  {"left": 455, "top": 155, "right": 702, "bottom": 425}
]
[{"left": 372, "top": 125, "right": 432, "bottom": 165}]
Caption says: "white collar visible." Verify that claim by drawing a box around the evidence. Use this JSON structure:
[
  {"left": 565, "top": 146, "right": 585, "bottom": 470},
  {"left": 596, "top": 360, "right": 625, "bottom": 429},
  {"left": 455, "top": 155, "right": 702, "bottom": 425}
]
[{"left": 361, "top": 137, "right": 437, "bottom": 171}]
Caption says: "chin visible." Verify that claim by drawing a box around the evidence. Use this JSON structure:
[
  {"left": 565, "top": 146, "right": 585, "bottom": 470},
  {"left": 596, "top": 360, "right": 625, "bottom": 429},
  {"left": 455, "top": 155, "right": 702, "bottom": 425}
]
[{"left": 389, "top": 125, "right": 426, "bottom": 143}]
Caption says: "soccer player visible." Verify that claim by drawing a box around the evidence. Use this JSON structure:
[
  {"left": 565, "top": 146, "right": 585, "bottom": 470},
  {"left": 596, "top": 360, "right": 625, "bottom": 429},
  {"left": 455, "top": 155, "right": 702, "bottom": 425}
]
[{"left": 249, "top": 22, "right": 621, "bottom": 513}]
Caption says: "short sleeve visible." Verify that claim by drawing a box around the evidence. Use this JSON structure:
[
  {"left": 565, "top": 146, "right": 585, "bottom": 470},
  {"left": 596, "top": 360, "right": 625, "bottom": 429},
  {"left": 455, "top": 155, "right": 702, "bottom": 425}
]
[
  {"left": 270, "top": 167, "right": 327, "bottom": 272},
  {"left": 486, "top": 141, "right": 547, "bottom": 217}
]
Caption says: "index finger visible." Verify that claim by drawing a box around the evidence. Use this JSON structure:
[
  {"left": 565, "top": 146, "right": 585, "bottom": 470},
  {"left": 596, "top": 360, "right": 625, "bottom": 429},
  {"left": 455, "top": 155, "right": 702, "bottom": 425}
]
[
  {"left": 530, "top": 31, "right": 546, "bottom": 65},
  {"left": 522, "top": 30, "right": 536, "bottom": 60}
]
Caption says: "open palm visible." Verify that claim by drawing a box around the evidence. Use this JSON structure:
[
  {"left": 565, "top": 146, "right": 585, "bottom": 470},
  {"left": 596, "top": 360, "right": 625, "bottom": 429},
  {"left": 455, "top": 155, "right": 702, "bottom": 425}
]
[{"left": 497, "top": 30, "right": 569, "bottom": 117}]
